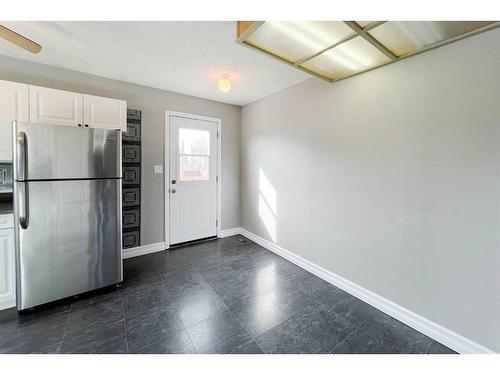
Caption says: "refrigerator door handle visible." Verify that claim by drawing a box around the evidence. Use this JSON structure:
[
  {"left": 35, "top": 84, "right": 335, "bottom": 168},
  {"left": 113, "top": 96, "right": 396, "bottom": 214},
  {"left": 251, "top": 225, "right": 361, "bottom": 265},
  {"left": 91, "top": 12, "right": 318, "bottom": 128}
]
[
  {"left": 16, "top": 131, "right": 27, "bottom": 181},
  {"left": 18, "top": 182, "right": 29, "bottom": 229}
]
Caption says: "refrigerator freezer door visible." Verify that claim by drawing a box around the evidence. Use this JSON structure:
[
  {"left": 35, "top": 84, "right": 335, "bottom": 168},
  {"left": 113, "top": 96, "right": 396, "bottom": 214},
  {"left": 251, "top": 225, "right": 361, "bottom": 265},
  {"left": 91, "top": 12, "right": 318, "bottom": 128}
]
[
  {"left": 15, "top": 179, "right": 122, "bottom": 310},
  {"left": 13, "top": 121, "right": 121, "bottom": 181}
]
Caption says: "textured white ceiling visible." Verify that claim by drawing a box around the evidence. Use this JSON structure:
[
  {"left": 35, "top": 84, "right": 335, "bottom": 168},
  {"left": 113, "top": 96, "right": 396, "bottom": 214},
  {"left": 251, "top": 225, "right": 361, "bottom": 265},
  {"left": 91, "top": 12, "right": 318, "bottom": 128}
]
[{"left": 0, "top": 21, "right": 310, "bottom": 105}]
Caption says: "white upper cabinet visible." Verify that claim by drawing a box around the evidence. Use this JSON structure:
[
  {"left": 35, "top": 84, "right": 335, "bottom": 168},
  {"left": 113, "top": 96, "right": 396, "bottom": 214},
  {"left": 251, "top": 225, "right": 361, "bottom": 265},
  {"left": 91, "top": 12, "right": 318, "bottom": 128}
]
[
  {"left": 30, "top": 85, "right": 83, "bottom": 127},
  {"left": 0, "top": 80, "right": 28, "bottom": 161},
  {"left": 83, "top": 94, "right": 126, "bottom": 131},
  {"left": 29, "top": 86, "right": 127, "bottom": 131},
  {"left": 0, "top": 81, "right": 127, "bottom": 152}
]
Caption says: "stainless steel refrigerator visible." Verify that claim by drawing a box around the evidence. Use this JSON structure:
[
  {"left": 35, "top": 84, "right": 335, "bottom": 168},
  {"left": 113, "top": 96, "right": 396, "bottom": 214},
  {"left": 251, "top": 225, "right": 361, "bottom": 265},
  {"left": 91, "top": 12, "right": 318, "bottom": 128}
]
[{"left": 12, "top": 121, "right": 123, "bottom": 310}]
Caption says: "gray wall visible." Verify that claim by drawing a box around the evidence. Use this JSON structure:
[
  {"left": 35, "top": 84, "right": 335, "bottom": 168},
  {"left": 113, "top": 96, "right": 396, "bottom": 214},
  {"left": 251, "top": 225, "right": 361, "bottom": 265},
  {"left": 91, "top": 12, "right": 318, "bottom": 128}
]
[
  {"left": 0, "top": 55, "right": 241, "bottom": 245},
  {"left": 241, "top": 29, "right": 500, "bottom": 352}
]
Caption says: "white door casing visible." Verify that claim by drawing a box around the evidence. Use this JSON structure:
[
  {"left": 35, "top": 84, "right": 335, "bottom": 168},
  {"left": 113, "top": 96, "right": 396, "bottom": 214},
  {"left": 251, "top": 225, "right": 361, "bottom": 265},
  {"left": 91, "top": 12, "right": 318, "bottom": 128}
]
[{"left": 165, "top": 112, "right": 221, "bottom": 246}]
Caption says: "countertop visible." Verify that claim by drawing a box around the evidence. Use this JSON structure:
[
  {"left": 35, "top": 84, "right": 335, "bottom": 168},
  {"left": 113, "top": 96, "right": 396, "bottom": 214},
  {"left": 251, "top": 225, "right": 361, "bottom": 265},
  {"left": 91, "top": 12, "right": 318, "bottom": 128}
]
[{"left": 0, "top": 194, "right": 13, "bottom": 215}]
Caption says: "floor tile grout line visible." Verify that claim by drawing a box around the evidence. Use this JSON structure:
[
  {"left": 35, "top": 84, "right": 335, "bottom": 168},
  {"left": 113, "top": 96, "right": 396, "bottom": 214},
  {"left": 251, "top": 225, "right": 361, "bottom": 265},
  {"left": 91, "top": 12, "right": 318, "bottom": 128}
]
[
  {"left": 166, "top": 260, "right": 256, "bottom": 354},
  {"left": 55, "top": 340, "right": 63, "bottom": 354},
  {"left": 123, "top": 315, "right": 188, "bottom": 353},
  {"left": 230, "top": 302, "right": 287, "bottom": 342},
  {"left": 424, "top": 339, "right": 434, "bottom": 354},
  {"left": 230, "top": 334, "right": 265, "bottom": 354},
  {"left": 195, "top": 263, "right": 233, "bottom": 314},
  {"left": 158, "top": 270, "right": 197, "bottom": 354},
  {"left": 249, "top": 299, "right": 330, "bottom": 353},
  {"left": 251, "top": 336, "right": 267, "bottom": 354},
  {"left": 53, "top": 308, "right": 72, "bottom": 354},
  {"left": 121, "top": 291, "right": 130, "bottom": 354},
  {"left": 312, "top": 294, "right": 365, "bottom": 328},
  {"left": 329, "top": 319, "right": 369, "bottom": 354},
  {"left": 217, "top": 308, "right": 256, "bottom": 354},
  {"left": 235, "top": 283, "right": 366, "bottom": 354},
  {"left": 226, "top": 282, "right": 304, "bottom": 341},
  {"left": 297, "top": 297, "right": 360, "bottom": 353},
  {"left": 195, "top": 241, "right": 342, "bottom": 348}
]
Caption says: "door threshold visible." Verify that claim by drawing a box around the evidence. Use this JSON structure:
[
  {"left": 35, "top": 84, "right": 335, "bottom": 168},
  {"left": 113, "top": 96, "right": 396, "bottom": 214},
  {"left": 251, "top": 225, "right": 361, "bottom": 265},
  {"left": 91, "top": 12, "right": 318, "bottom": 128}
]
[{"left": 169, "top": 236, "right": 217, "bottom": 249}]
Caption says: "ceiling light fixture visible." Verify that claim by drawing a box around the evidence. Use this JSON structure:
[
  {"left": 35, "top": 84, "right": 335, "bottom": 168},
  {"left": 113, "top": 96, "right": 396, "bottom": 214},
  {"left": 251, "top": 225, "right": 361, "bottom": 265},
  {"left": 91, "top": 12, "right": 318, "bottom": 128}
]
[
  {"left": 236, "top": 21, "right": 500, "bottom": 83},
  {"left": 218, "top": 74, "right": 231, "bottom": 93}
]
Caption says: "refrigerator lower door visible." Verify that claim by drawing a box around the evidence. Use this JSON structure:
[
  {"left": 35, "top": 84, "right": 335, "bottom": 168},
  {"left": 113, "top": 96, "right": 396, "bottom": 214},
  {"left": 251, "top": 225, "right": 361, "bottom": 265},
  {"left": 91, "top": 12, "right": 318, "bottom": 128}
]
[{"left": 15, "top": 179, "right": 122, "bottom": 310}]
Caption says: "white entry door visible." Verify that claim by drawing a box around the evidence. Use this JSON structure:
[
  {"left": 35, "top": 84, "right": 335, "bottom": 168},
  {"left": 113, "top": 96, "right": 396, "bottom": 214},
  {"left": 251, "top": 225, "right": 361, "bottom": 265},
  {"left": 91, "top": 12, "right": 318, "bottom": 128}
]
[{"left": 169, "top": 115, "right": 218, "bottom": 244}]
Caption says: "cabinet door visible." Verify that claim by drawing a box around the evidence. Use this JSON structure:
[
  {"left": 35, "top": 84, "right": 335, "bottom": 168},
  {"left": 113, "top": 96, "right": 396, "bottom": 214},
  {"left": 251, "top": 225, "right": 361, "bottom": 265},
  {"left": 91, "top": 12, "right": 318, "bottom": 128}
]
[
  {"left": 0, "top": 80, "right": 29, "bottom": 161},
  {"left": 30, "top": 85, "right": 83, "bottom": 127},
  {"left": 0, "top": 228, "right": 15, "bottom": 310},
  {"left": 83, "top": 94, "right": 126, "bottom": 131}
]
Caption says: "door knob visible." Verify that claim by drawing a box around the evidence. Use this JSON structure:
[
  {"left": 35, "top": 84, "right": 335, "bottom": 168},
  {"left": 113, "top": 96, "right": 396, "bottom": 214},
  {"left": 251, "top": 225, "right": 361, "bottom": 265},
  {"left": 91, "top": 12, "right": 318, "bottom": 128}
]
[
  {"left": 171, "top": 188, "right": 176, "bottom": 193},
  {"left": 171, "top": 179, "right": 176, "bottom": 184}
]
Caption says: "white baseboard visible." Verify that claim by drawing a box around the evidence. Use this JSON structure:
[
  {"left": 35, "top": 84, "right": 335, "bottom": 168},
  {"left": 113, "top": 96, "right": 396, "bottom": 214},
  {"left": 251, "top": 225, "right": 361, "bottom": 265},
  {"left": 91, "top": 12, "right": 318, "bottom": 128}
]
[
  {"left": 239, "top": 228, "right": 495, "bottom": 354},
  {"left": 122, "top": 241, "right": 166, "bottom": 259},
  {"left": 218, "top": 227, "right": 243, "bottom": 238},
  {"left": 0, "top": 299, "right": 15, "bottom": 311},
  {"left": 124, "top": 229, "right": 241, "bottom": 259}
]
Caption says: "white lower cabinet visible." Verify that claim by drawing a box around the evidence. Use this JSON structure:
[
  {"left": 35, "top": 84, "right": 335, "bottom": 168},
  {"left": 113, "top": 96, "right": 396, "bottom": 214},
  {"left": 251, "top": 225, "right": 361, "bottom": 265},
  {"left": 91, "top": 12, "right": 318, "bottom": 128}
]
[{"left": 0, "top": 219, "right": 15, "bottom": 310}]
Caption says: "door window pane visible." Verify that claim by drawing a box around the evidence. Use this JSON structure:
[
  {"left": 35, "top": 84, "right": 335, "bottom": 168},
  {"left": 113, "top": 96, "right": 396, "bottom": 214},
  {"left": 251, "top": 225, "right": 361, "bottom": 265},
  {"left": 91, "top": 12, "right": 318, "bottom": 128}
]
[
  {"left": 178, "top": 127, "right": 211, "bottom": 181},
  {"left": 180, "top": 155, "right": 209, "bottom": 181},
  {"left": 179, "top": 128, "right": 210, "bottom": 155}
]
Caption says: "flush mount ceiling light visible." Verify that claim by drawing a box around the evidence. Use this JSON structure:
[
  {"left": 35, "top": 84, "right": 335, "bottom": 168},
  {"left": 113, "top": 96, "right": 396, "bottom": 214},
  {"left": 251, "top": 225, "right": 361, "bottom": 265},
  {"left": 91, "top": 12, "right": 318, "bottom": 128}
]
[
  {"left": 236, "top": 21, "right": 500, "bottom": 83},
  {"left": 218, "top": 74, "right": 231, "bottom": 93}
]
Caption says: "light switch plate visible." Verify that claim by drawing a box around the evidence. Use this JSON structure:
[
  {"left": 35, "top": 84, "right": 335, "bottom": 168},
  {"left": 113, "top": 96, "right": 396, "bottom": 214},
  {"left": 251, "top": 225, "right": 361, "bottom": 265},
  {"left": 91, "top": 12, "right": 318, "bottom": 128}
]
[{"left": 153, "top": 165, "right": 163, "bottom": 174}]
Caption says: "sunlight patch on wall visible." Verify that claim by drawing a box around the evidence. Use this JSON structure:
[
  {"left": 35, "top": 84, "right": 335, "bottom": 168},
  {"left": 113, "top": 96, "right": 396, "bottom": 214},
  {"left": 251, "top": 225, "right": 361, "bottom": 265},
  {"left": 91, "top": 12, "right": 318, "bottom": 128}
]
[{"left": 258, "top": 169, "right": 277, "bottom": 242}]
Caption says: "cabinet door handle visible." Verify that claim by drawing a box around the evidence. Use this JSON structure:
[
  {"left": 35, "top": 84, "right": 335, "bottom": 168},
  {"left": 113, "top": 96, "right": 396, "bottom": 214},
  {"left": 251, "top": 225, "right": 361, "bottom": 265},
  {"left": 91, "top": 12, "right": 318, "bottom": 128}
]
[
  {"left": 84, "top": 124, "right": 89, "bottom": 128},
  {"left": 78, "top": 123, "right": 82, "bottom": 127}
]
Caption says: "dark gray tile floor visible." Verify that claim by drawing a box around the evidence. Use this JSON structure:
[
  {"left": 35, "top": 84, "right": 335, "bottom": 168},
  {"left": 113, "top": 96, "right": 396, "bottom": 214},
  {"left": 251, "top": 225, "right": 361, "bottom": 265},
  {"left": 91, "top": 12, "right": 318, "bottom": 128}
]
[{"left": 0, "top": 235, "right": 457, "bottom": 354}]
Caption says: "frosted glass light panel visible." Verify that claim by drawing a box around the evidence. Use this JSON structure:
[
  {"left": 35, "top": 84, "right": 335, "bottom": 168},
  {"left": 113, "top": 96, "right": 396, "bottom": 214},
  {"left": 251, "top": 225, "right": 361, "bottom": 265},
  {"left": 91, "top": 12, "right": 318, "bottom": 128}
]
[
  {"left": 245, "top": 21, "right": 354, "bottom": 63},
  {"left": 301, "top": 37, "right": 392, "bottom": 80},
  {"left": 369, "top": 21, "right": 494, "bottom": 56},
  {"left": 356, "top": 21, "right": 375, "bottom": 28},
  {"left": 178, "top": 128, "right": 210, "bottom": 181}
]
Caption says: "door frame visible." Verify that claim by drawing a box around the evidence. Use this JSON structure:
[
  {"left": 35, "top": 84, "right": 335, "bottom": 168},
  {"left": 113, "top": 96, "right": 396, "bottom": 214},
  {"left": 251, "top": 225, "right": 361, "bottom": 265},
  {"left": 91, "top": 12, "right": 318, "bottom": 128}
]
[{"left": 164, "top": 110, "right": 222, "bottom": 248}]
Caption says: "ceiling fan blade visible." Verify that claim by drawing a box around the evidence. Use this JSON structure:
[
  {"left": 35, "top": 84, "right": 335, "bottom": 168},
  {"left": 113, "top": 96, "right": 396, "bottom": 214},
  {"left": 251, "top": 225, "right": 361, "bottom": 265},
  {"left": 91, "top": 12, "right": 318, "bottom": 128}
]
[{"left": 0, "top": 25, "right": 41, "bottom": 53}]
